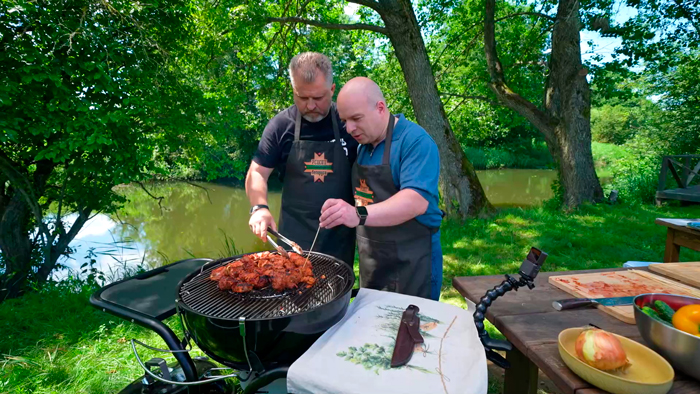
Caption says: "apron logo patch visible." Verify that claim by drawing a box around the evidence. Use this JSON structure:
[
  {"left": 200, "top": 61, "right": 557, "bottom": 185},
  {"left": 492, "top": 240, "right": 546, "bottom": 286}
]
[
  {"left": 304, "top": 152, "right": 334, "bottom": 182},
  {"left": 354, "top": 179, "right": 374, "bottom": 206}
]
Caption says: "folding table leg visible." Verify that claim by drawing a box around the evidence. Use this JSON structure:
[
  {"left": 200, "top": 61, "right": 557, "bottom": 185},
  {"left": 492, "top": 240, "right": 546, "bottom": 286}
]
[{"left": 504, "top": 347, "right": 538, "bottom": 394}]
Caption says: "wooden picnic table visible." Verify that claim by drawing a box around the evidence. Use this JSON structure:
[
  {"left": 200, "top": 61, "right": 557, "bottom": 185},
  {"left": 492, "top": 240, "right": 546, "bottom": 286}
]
[
  {"left": 656, "top": 218, "right": 700, "bottom": 262},
  {"left": 453, "top": 268, "right": 700, "bottom": 394}
]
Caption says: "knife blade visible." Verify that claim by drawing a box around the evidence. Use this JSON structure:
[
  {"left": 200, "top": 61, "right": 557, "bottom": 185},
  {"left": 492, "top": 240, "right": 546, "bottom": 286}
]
[
  {"left": 390, "top": 305, "right": 424, "bottom": 368},
  {"left": 552, "top": 296, "right": 635, "bottom": 311}
]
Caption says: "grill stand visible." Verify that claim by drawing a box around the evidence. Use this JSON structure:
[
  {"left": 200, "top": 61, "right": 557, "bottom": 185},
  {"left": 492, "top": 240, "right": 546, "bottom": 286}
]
[
  {"left": 90, "top": 257, "right": 296, "bottom": 394},
  {"left": 89, "top": 259, "right": 209, "bottom": 382}
]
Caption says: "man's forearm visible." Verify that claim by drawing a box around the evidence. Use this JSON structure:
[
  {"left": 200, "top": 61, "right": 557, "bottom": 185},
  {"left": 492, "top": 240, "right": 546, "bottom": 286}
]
[
  {"left": 245, "top": 168, "right": 269, "bottom": 207},
  {"left": 364, "top": 189, "right": 428, "bottom": 227}
]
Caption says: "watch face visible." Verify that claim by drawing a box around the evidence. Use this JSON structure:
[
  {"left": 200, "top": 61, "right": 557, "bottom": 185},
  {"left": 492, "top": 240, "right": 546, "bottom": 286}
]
[{"left": 357, "top": 206, "right": 368, "bottom": 217}]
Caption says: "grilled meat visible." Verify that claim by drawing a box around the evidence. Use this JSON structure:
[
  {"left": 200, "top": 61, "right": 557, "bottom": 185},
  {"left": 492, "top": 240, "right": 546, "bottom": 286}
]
[{"left": 209, "top": 251, "right": 315, "bottom": 293}]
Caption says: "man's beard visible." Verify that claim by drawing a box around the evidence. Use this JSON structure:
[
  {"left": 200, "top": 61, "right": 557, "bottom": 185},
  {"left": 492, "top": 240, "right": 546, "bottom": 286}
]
[
  {"left": 301, "top": 106, "right": 330, "bottom": 123},
  {"left": 302, "top": 113, "right": 325, "bottom": 122}
]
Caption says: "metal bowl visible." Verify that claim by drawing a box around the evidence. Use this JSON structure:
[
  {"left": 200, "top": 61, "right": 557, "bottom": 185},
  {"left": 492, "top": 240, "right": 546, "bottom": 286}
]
[{"left": 633, "top": 293, "right": 700, "bottom": 381}]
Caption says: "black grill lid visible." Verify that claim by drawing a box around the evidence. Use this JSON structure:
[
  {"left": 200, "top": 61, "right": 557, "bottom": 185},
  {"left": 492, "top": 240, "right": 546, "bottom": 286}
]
[{"left": 177, "top": 252, "right": 353, "bottom": 320}]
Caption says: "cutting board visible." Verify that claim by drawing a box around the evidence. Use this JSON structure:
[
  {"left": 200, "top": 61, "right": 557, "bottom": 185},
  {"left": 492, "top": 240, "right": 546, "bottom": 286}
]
[
  {"left": 549, "top": 270, "right": 700, "bottom": 324},
  {"left": 649, "top": 262, "right": 700, "bottom": 288}
]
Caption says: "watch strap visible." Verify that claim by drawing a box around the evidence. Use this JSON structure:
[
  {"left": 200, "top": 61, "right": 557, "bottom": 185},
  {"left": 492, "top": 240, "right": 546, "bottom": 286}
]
[
  {"left": 356, "top": 206, "right": 368, "bottom": 226},
  {"left": 250, "top": 204, "right": 269, "bottom": 215}
]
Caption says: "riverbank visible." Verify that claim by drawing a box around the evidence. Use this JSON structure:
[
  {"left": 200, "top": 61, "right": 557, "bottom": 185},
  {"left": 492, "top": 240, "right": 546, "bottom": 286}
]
[
  {"left": 3, "top": 203, "right": 699, "bottom": 394},
  {"left": 465, "top": 141, "right": 627, "bottom": 178}
]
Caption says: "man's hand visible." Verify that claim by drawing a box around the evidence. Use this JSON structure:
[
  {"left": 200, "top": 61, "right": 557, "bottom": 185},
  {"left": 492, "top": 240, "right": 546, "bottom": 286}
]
[
  {"left": 320, "top": 199, "right": 359, "bottom": 229},
  {"left": 249, "top": 208, "right": 277, "bottom": 241}
]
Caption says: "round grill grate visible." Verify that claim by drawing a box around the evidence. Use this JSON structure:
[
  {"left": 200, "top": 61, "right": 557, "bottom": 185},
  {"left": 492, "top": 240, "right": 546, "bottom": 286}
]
[{"left": 178, "top": 252, "right": 353, "bottom": 320}]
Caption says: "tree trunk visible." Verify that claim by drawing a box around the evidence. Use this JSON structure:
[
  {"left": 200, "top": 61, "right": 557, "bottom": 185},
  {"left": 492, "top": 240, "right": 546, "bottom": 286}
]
[
  {"left": 35, "top": 208, "right": 92, "bottom": 283},
  {"left": 0, "top": 192, "right": 33, "bottom": 300},
  {"left": 378, "top": 0, "right": 492, "bottom": 218},
  {"left": 483, "top": 0, "right": 603, "bottom": 208},
  {"left": 544, "top": 0, "right": 604, "bottom": 206}
]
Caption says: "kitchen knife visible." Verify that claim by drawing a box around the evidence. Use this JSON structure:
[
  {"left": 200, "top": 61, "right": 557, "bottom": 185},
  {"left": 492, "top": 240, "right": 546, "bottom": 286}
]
[
  {"left": 552, "top": 296, "right": 635, "bottom": 311},
  {"left": 390, "top": 305, "right": 424, "bottom": 368}
]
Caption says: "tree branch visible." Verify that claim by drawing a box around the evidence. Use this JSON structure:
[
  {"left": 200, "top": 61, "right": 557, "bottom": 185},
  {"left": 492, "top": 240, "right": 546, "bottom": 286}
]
[
  {"left": 267, "top": 17, "right": 387, "bottom": 34},
  {"left": 431, "top": 21, "right": 482, "bottom": 69},
  {"left": 673, "top": 0, "right": 700, "bottom": 33},
  {"left": 137, "top": 181, "right": 166, "bottom": 214},
  {"left": 435, "top": 31, "right": 482, "bottom": 82},
  {"left": 185, "top": 181, "right": 213, "bottom": 204},
  {"left": 440, "top": 93, "right": 501, "bottom": 107},
  {"left": 347, "top": 0, "right": 382, "bottom": 12},
  {"left": 38, "top": 207, "right": 93, "bottom": 283},
  {"left": 495, "top": 11, "right": 555, "bottom": 23},
  {"left": 484, "top": 0, "right": 555, "bottom": 137}
]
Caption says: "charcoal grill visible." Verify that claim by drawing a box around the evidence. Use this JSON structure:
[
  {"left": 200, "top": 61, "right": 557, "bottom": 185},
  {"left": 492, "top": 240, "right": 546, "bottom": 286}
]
[
  {"left": 89, "top": 247, "right": 547, "bottom": 394},
  {"left": 176, "top": 251, "right": 355, "bottom": 370},
  {"left": 90, "top": 250, "right": 354, "bottom": 394}
]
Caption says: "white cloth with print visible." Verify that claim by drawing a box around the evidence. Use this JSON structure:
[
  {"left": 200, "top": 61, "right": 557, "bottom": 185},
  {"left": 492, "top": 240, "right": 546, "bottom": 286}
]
[{"left": 287, "top": 288, "right": 488, "bottom": 394}]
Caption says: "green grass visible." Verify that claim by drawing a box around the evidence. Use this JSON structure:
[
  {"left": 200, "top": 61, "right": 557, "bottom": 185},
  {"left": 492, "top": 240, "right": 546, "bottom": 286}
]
[
  {"left": 0, "top": 279, "right": 224, "bottom": 394},
  {"left": 592, "top": 141, "right": 631, "bottom": 180},
  {"left": 439, "top": 203, "right": 700, "bottom": 307},
  {"left": 2, "top": 203, "right": 700, "bottom": 394}
]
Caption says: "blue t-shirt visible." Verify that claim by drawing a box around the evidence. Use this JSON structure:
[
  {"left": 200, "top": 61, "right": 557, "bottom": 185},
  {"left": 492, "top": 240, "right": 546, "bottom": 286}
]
[{"left": 356, "top": 114, "right": 442, "bottom": 229}]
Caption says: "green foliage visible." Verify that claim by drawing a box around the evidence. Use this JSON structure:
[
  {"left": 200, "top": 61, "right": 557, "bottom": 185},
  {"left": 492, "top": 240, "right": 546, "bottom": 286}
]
[
  {"left": 591, "top": 104, "right": 640, "bottom": 145},
  {"left": 464, "top": 140, "right": 554, "bottom": 170},
  {"left": 427, "top": 0, "right": 550, "bottom": 147},
  {"left": 591, "top": 142, "right": 631, "bottom": 168},
  {"left": 0, "top": 0, "right": 211, "bottom": 290}
]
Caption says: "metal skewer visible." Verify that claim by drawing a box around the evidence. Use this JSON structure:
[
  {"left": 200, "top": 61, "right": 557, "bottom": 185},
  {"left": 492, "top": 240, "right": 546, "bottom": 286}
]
[{"left": 302, "top": 224, "right": 321, "bottom": 269}]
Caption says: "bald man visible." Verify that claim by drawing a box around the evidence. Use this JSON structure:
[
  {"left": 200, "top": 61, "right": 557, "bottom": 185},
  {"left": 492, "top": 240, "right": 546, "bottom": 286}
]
[{"left": 319, "top": 77, "right": 443, "bottom": 300}]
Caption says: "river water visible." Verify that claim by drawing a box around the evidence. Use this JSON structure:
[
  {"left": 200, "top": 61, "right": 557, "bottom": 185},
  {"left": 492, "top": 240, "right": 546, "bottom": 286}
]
[{"left": 58, "top": 169, "right": 557, "bottom": 279}]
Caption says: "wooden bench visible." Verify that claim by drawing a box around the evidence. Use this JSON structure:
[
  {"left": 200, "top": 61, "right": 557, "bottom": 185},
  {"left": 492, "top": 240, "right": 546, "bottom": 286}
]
[{"left": 656, "top": 155, "right": 700, "bottom": 205}]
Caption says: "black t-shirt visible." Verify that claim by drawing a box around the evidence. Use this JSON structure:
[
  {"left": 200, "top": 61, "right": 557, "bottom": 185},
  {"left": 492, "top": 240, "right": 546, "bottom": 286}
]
[{"left": 253, "top": 104, "right": 359, "bottom": 181}]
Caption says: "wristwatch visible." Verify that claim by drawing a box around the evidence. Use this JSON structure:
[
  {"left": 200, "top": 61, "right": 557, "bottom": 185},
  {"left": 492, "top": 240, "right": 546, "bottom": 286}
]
[
  {"left": 356, "top": 206, "right": 368, "bottom": 226},
  {"left": 250, "top": 204, "right": 269, "bottom": 215}
]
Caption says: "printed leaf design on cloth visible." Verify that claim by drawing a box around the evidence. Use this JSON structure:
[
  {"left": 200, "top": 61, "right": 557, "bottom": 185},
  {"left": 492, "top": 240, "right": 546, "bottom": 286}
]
[
  {"left": 336, "top": 343, "right": 434, "bottom": 375},
  {"left": 335, "top": 304, "right": 443, "bottom": 375}
]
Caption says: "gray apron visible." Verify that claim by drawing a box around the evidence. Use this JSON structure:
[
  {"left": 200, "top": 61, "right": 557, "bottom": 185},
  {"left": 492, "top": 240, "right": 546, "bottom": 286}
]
[
  {"left": 352, "top": 115, "right": 434, "bottom": 299},
  {"left": 278, "top": 105, "right": 355, "bottom": 266}
]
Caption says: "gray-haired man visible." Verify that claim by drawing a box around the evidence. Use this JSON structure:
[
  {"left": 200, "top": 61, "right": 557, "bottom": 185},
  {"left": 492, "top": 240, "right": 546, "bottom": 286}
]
[{"left": 245, "top": 52, "right": 358, "bottom": 265}]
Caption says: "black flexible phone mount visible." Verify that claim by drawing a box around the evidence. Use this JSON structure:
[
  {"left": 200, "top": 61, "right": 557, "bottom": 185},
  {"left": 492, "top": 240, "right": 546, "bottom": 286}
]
[{"left": 473, "top": 247, "right": 548, "bottom": 369}]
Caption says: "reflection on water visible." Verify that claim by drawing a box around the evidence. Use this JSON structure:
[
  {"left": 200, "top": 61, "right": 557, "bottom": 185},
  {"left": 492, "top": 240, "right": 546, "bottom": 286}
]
[
  {"left": 477, "top": 169, "right": 556, "bottom": 207},
  {"left": 60, "top": 170, "right": 557, "bottom": 278},
  {"left": 59, "top": 182, "right": 282, "bottom": 278}
]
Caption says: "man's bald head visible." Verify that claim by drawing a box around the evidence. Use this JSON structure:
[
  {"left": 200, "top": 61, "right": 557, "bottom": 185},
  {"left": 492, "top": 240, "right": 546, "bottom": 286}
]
[
  {"left": 337, "top": 77, "right": 391, "bottom": 147},
  {"left": 338, "top": 77, "right": 385, "bottom": 109}
]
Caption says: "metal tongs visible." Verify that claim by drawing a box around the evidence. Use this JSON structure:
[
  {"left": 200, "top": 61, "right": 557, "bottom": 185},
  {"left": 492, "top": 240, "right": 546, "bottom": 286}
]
[{"left": 266, "top": 227, "right": 303, "bottom": 257}]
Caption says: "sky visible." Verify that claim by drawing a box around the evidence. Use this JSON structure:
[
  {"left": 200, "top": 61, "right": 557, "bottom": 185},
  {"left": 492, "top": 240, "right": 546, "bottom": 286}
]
[
  {"left": 580, "top": 3, "right": 638, "bottom": 65},
  {"left": 344, "top": 1, "right": 639, "bottom": 67}
]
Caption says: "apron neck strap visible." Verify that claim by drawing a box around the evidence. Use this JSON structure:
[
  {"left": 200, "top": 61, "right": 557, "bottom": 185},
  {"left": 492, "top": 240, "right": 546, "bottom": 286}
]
[
  {"left": 382, "top": 114, "right": 395, "bottom": 165},
  {"left": 330, "top": 103, "right": 341, "bottom": 141},
  {"left": 294, "top": 107, "right": 302, "bottom": 141},
  {"left": 293, "top": 104, "right": 341, "bottom": 142}
]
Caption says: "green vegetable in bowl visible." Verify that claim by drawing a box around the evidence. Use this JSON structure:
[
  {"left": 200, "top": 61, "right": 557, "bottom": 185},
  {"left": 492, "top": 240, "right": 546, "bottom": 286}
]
[
  {"left": 642, "top": 304, "right": 673, "bottom": 326},
  {"left": 654, "top": 300, "right": 676, "bottom": 323}
]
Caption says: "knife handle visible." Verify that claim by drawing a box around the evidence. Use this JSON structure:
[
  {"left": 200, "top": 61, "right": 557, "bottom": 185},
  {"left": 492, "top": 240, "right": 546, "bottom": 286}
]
[{"left": 553, "top": 298, "right": 595, "bottom": 311}]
